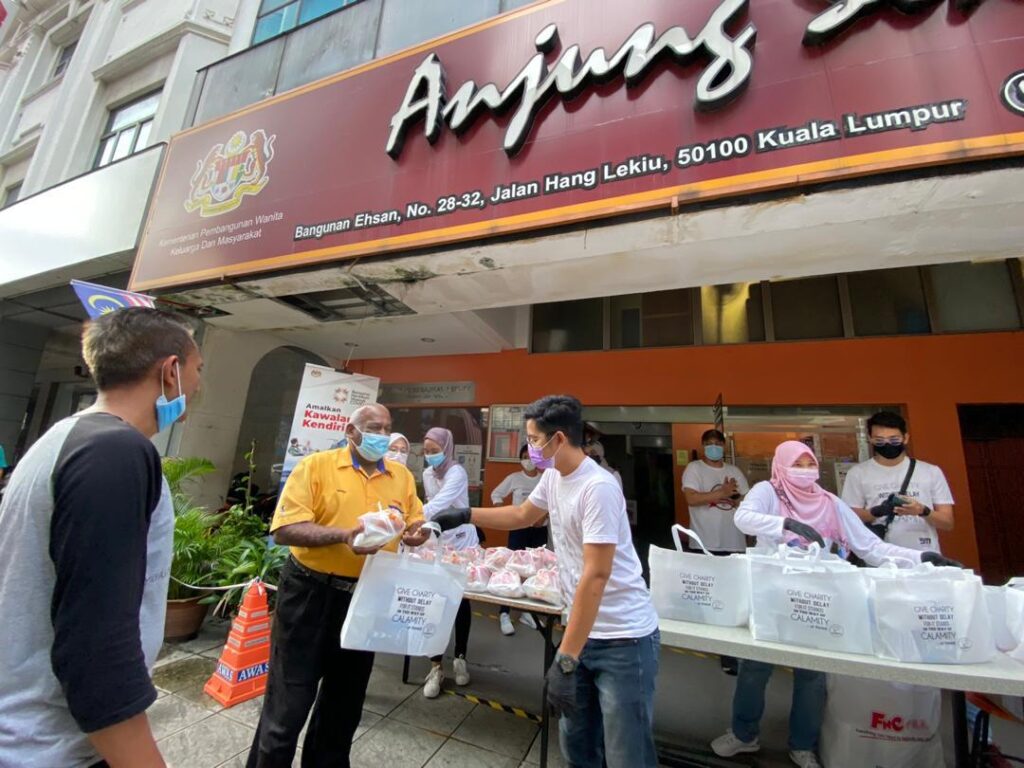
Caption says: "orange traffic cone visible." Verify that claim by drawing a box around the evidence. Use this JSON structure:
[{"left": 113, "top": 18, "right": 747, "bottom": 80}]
[{"left": 204, "top": 580, "right": 272, "bottom": 707}]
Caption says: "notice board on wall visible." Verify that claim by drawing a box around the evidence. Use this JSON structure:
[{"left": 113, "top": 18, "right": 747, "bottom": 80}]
[{"left": 487, "top": 405, "right": 528, "bottom": 462}]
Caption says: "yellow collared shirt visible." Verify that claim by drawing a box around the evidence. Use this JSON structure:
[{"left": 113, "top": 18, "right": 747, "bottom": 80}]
[{"left": 270, "top": 446, "right": 424, "bottom": 577}]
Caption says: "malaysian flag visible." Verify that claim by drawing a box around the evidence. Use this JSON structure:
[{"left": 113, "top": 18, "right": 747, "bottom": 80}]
[{"left": 70, "top": 280, "right": 156, "bottom": 319}]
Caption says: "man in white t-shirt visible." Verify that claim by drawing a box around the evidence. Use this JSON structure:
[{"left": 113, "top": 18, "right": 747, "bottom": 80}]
[
  {"left": 682, "top": 429, "right": 750, "bottom": 554},
  {"left": 841, "top": 411, "right": 954, "bottom": 552},
  {"left": 433, "top": 395, "right": 660, "bottom": 768}
]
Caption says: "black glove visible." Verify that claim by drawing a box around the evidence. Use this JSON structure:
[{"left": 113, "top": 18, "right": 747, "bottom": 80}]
[
  {"left": 545, "top": 658, "right": 578, "bottom": 717},
  {"left": 922, "top": 551, "right": 963, "bottom": 568},
  {"left": 783, "top": 518, "right": 825, "bottom": 548},
  {"left": 432, "top": 506, "right": 471, "bottom": 532}
]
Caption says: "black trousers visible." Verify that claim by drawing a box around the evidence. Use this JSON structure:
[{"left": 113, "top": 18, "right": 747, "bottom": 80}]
[
  {"left": 246, "top": 559, "right": 374, "bottom": 768},
  {"left": 430, "top": 598, "right": 472, "bottom": 662}
]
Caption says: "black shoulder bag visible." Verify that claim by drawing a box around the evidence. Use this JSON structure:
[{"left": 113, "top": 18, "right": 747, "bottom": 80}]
[{"left": 865, "top": 457, "right": 917, "bottom": 541}]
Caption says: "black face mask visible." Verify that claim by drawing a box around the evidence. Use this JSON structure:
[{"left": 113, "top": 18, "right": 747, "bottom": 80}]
[{"left": 874, "top": 442, "right": 906, "bottom": 460}]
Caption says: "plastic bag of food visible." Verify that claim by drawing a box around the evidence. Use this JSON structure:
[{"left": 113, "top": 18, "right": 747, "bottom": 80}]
[
  {"left": 507, "top": 549, "right": 538, "bottom": 579},
  {"left": 352, "top": 506, "right": 406, "bottom": 549},
  {"left": 484, "top": 547, "right": 513, "bottom": 570},
  {"left": 524, "top": 568, "right": 562, "bottom": 606},
  {"left": 441, "top": 550, "right": 469, "bottom": 569},
  {"left": 529, "top": 546, "right": 558, "bottom": 570},
  {"left": 461, "top": 546, "right": 485, "bottom": 564},
  {"left": 487, "top": 568, "right": 524, "bottom": 599},
  {"left": 466, "top": 563, "right": 493, "bottom": 592}
]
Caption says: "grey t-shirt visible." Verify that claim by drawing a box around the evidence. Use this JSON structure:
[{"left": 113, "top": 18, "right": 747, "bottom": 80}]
[{"left": 0, "top": 413, "right": 172, "bottom": 767}]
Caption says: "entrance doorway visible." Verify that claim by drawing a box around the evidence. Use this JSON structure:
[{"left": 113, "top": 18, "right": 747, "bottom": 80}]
[{"left": 958, "top": 404, "right": 1024, "bottom": 584}]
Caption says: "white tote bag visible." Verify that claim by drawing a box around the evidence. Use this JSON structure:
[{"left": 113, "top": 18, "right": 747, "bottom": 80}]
[
  {"left": 820, "top": 675, "right": 943, "bottom": 768},
  {"left": 869, "top": 564, "right": 994, "bottom": 664},
  {"left": 341, "top": 545, "right": 467, "bottom": 657},
  {"left": 748, "top": 545, "right": 874, "bottom": 655},
  {"left": 649, "top": 525, "right": 750, "bottom": 626},
  {"left": 1003, "top": 580, "right": 1024, "bottom": 663}
]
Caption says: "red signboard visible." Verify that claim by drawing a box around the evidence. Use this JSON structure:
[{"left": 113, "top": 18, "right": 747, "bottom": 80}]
[{"left": 131, "top": 0, "right": 1024, "bottom": 291}]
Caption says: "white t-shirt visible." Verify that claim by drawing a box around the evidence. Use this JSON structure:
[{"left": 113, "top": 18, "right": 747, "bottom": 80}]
[
  {"left": 528, "top": 457, "right": 658, "bottom": 640},
  {"left": 681, "top": 460, "right": 751, "bottom": 552},
  {"left": 490, "top": 470, "right": 542, "bottom": 506},
  {"left": 423, "top": 464, "right": 479, "bottom": 550},
  {"left": 840, "top": 457, "right": 953, "bottom": 552},
  {"left": 734, "top": 481, "right": 924, "bottom": 567}
]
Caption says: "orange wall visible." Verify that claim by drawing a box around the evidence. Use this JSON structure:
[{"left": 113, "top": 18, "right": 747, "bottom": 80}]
[{"left": 354, "top": 331, "right": 1024, "bottom": 569}]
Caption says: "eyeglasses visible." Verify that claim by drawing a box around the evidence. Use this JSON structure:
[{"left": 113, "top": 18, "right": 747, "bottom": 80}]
[
  {"left": 870, "top": 437, "right": 905, "bottom": 446},
  {"left": 525, "top": 433, "right": 553, "bottom": 448}
]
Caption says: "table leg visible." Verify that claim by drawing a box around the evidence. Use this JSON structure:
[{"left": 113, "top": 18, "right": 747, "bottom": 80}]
[
  {"left": 952, "top": 690, "right": 969, "bottom": 768},
  {"left": 539, "top": 615, "right": 555, "bottom": 768},
  {"left": 402, "top": 654, "right": 411, "bottom": 685}
]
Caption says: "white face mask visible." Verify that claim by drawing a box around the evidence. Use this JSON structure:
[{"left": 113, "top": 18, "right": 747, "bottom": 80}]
[
  {"left": 386, "top": 450, "right": 408, "bottom": 465},
  {"left": 521, "top": 459, "right": 536, "bottom": 472}
]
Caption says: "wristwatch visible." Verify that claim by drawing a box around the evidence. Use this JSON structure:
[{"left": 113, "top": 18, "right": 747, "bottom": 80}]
[
  {"left": 556, "top": 652, "right": 579, "bottom": 674},
  {"left": 920, "top": 505, "right": 932, "bottom": 518}
]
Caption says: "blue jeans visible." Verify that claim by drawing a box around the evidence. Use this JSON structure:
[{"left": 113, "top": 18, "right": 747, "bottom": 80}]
[
  {"left": 559, "top": 630, "right": 660, "bottom": 768},
  {"left": 732, "top": 659, "right": 826, "bottom": 752}
]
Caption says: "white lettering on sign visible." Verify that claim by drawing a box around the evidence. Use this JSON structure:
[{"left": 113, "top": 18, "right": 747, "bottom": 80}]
[
  {"left": 386, "top": 0, "right": 757, "bottom": 158},
  {"left": 803, "top": 0, "right": 985, "bottom": 45}
]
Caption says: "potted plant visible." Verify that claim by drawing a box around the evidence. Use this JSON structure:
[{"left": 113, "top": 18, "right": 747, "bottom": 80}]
[{"left": 163, "top": 456, "right": 220, "bottom": 641}]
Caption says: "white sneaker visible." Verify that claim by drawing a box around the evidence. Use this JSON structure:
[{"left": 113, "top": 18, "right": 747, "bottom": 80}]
[
  {"left": 519, "top": 612, "right": 537, "bottom": 630},
  {"left": 453, "top": 656, "right": 470, "bottom": 686},
  {"left": 789, "top": 750, "right": 822, "bottom": 768},
  {"left": 499, "top": 613, "right": 515, "bottom": 636},
  {"left": 710, "top": 730, "right": 760, "bottom": 757},
  {"left": 423, "top": 665, "right": 444, "bottom": 699}
]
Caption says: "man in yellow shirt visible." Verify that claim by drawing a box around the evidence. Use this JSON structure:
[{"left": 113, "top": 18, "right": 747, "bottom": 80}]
[{"left": 246, "top": 403, "right": 428, "bottom": 768}]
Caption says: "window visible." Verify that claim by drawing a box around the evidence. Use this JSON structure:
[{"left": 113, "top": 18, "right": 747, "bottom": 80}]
[
  {"left": 611, "top": 289, "right": 694, "bottom": 348},
  {"left": 2, "top": 182, "right": 23, "bottom": 208},
  {"left": 95, "top": 90, "right": 161, "bottom": 168},
  {"left": 926, "top": 261, "right": 1022, "bottom": 333},
  {"left": 702, "top": 283, "right": 766, "bottom": 344},
  {"left": 53, "top": 42, "right": 76, "bottom": 79},
  {"left": 252, "top": 0, "right": 358, "bottom": 44},
  {"left": 531, "top": 298, "right": 603, "bottom": 353},
  {"left": 847, "top": 267, "right": 930, "bottom": 336},
  {"left": 770, "top": 275, "right": 844, "bottom": 341}
]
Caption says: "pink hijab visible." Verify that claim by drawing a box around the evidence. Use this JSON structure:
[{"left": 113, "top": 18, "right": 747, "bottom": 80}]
[
  {"left": 424, "top": 427, "right": 456, "bottom": 479},
  {"left": 770, "top": 440, "right": 845, "bottom": 545}
]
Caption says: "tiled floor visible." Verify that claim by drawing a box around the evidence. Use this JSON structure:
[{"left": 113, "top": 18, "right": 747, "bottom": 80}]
[{"left": 151, "top": 618, "right": 567, "bottom": 768}]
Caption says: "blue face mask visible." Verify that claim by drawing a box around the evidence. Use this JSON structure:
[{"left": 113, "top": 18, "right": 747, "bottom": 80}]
[
  {"left": 352, "top": 426, "right": 390, "bottom": 462},
  {"left": 155, "top": 362, "right": 187, "bottom": 433},
  {"left": 424, "top": 452, "right": 445, "bottom": 469},
  {"left": 704, "top": 444, "right": 725, "bottom": 462}
]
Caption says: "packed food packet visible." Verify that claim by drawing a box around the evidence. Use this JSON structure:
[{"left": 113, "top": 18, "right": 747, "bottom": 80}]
[
  {"left": 466, "top": 563, "right": 493, "bottom": 592},
  {"left": 506, "top": 549, "right": 538, "bottom": 579},
  {"left": 441, "top": 550, "right": 469, "bottom": 568},
  {"left": 523, "top": 568, "right": 562, "bottom": 606},
  {"left": 483, "top": 546, "right": 513, "bottom": 570},
  {"left": 461, "top": 545, "right": 485, "bottom": 564},
  {"left": 352, "top": 505, "right": 406, "bottom": 549},
  {"left": 487, "top": 568, "right": 524, "bottom": 598},
  {"left": 529, "top": 546, "right": 558, "bottom": 570}
]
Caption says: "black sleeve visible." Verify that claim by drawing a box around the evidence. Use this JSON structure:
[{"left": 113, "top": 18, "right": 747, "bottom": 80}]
[{"left": 49, "top": 418, "right": 163, "bottom": 733}]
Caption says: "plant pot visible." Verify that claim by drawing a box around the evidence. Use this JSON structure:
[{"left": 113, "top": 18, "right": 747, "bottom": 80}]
[{"left": 165, "top": 596, "right": 211, "bottom": 642}]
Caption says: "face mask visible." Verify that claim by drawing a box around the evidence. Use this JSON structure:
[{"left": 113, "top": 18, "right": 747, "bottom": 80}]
[
  {"left": 352, "top": 426, "right": 389, "bottom": 462},
  {"left": 521, "top": 459, "right": 536, "bottom": 472},
  {"left": 528, "top": 434, "right": 560, "bottom": 470},
  {"left": 424, "top": 452, "right": 445, "bottom": 469},
  {"left": 874, "top": 442, "right": 906, "bottom": 460},
  {"left": 155, "top": 361, "right": 187, "bottom": 433},
  {"left": 386, "top": 450, "right": 408, "bottom": 465},
  {"left": 788, "top": 467, "right": 820, "bottom": 487},
  {"left": 704, "top": 444, "right": 725, "bottom": 462}
]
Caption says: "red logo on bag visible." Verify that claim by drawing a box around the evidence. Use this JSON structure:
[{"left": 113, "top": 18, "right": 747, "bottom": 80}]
[{"left": 870, "top": 712, "right": 930, "bottom": 732}]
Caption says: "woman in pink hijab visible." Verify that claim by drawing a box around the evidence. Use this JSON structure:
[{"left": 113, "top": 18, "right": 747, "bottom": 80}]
[{"left": 711, "top": 441, "right": 956, "bottom": 768}]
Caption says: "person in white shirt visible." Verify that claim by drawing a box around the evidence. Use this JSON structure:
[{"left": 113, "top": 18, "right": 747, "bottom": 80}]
[
  {"left": 682, "top": 429, "right": 750, "bottom": 554},
  {"left": 490, "top": 444, "right": 545, "bottom": 636},
  {"left": 433, "top": 395, "right": 660, "bottom": 768},
  {"left": 385, "top": 433, "right": 410, "bottom": 466},
  {"left": 420, "top": 427, "right": 479, "bottom": 699},
  {"left": 584, "top": 440, "right": 623, "bottom": 489},
  {"left": 841, "top": 411, "right": 954, "bottom": 552},
  {"left": 711, "top": 440, "right": 958, "bottom": 768}
]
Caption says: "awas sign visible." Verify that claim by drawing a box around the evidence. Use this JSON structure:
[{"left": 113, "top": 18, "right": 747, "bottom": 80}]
[{"left": 131, "top": 0, "right": 1024, "bottom": 291}]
